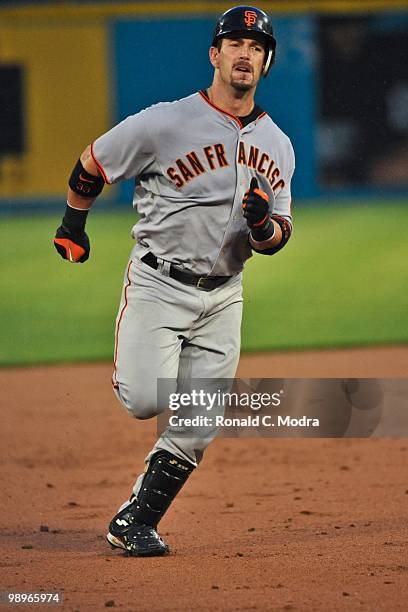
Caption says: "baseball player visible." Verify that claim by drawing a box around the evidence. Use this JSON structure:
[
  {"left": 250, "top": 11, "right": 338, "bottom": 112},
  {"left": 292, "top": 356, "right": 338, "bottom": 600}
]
[{"left": 53, "top": 5, "right": 295, "bottom": 556}]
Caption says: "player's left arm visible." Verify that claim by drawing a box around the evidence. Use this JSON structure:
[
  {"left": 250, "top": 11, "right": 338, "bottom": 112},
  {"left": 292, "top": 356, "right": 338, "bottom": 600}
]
[{"left": 243, "top": 172, "right": 293, "bottom": 256}]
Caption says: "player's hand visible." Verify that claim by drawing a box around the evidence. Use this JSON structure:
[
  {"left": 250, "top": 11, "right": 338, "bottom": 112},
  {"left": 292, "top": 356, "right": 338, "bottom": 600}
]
[
  {"left": 242, "top": 177, "right": 270, "bottom": 229},
  {"left": 53, "top": 225, "right": 90, "bottom": 263}
]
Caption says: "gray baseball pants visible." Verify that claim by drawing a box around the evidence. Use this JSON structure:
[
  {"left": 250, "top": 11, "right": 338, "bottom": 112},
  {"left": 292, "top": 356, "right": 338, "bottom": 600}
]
[{"left": 112, "top": 255, "right": 243, "bottom": 497}]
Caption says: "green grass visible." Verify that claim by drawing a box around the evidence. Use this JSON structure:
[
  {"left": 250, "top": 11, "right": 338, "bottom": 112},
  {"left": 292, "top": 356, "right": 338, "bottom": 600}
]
[
  {"left": 242, "top": 200, "right": 408, "bottom": 351},
  {"left": 1, "top": 201, "right": 407, "bottom": 366}
]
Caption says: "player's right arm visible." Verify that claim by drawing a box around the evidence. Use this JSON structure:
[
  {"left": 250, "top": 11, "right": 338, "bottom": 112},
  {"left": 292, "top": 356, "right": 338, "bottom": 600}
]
[
  {"left": 54, "top": 109, "right": 155, "bottom": 263},
  {"left": 53, "top": 144, "right": 105, "bottom": 263},
  {"left": 67, "top": 145, "right": 102, "bottom": 209}
]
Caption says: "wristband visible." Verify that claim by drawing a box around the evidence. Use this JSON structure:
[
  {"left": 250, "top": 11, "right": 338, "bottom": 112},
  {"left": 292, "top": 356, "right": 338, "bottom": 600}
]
[
  {"left": 68, "top": 158, "right": 105, "bottom": 198},
  {"left": 62, "top": 202, "right": 89, "bottom": 232}
]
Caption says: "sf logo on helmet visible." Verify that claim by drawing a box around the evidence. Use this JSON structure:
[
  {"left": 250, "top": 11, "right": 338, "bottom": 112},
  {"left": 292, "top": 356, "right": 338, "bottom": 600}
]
[{"left": 244, "top": 10, "right": 257, "bottom": 27}]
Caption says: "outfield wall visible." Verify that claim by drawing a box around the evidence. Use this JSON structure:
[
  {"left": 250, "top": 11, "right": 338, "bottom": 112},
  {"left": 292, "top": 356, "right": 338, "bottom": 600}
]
[{"left": 0, "top": 1, "right": 407, "bottom": 209}]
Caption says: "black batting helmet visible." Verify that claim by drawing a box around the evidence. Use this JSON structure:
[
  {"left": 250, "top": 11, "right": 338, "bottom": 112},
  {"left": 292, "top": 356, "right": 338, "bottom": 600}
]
[{"left": 212, "top": 5, "right": 276, "bottom": 77}]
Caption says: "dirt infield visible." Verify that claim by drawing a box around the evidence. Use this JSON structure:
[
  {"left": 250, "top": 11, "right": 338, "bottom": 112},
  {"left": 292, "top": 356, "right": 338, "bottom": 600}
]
[{"left": 1, "top": 346, "right": 408, "bottom": 611}]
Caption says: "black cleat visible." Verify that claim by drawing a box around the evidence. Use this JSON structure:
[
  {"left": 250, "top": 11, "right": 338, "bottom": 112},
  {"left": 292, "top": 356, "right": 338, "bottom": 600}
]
[
  {"left": 107, "top": 451, "right": 194, "bottom": 557},
  {"left": 107, "top": 499, "right": 169, "bottom": 557}
]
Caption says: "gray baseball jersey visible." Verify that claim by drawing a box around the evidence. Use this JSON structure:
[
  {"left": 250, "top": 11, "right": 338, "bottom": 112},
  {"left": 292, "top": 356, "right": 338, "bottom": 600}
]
[{"left": 92, "top": 90, "right": 294, "bottom": 276}]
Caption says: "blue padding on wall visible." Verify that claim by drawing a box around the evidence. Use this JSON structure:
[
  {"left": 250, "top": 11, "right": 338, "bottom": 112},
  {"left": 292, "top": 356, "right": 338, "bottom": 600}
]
[
  {"left": 112, "top": 16, "right": 316, "bottom": 203},
  {"left": 265, "top": 17, "right": 316, "bottom": 199}
]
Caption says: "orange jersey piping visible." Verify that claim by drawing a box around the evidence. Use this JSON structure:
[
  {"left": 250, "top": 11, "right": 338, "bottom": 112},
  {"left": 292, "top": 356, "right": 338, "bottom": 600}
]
[
  {"left": 198, "top": 90, "right": 243, "bottom": 129},
  {"left": 91, "top": 142, "right": 111, "bottom": 184}
]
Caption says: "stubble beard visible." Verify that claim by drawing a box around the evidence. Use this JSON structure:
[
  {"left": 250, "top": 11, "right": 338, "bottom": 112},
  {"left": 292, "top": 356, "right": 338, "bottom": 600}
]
[
  {"left": 229, "top": 67, "right": 258, "bottom": 93},
  {"left": 231, "top": 79, "right": 253, "bottom": 92},
  {"left": 218, "top": 65, "right": 257, "bottom": 93}
]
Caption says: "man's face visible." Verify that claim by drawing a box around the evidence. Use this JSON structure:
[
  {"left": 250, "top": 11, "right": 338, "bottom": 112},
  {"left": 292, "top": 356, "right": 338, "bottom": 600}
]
[{"left": 211, "top": 34, "right": 266, "bottom": 92}]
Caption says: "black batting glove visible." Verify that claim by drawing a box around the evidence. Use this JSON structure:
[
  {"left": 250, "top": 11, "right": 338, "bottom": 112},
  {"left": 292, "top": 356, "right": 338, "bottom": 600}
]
[
  {"left": 242, "top": 177, "right": 275, "bottom": 242},
  {"left": 53, "top": 204, "right": 90, "bottom": 263},
  {"left": 54, "top": 225, "right": 90, "bottom": 263}
]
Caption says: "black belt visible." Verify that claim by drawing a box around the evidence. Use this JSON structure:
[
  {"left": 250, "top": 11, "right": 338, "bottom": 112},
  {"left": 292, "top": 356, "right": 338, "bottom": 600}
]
[{"left": 141, "top": 252, "right": 232, "bottom": 291}]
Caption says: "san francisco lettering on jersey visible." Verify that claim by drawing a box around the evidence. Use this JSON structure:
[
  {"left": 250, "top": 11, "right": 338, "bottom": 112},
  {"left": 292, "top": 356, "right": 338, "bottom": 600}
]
[{"left": 166, "top": 141, "right": 285, "bottom": 192}]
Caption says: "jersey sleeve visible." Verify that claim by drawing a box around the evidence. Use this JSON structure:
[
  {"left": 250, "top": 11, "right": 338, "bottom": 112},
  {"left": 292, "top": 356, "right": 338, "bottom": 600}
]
[
  {"left": 91, "top": 109, "right": 155, "bottom": 184},
  {"left": 272, "top": 140, "right": 295, "bottom": 224}
]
